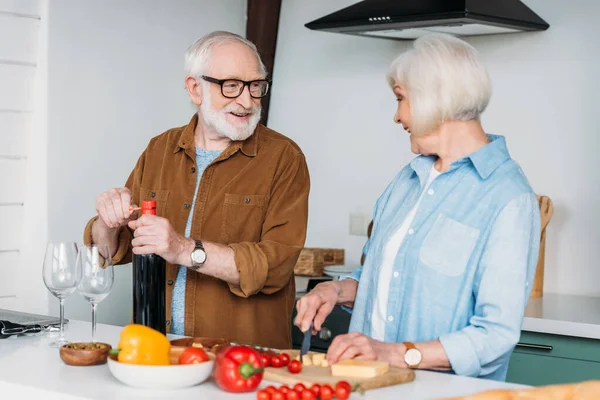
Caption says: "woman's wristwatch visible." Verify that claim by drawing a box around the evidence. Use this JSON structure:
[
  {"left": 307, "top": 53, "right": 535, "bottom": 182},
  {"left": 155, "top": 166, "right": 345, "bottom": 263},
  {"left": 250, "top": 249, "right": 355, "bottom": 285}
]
[{"left": 403, "top": 342, "right": 422, "bottom": 369}]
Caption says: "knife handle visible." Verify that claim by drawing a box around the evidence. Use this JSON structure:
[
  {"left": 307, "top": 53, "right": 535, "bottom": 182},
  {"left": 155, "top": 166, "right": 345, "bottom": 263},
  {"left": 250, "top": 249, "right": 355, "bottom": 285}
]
[{"left": 318, "top": 327, "right": 332, "bottom": 341}]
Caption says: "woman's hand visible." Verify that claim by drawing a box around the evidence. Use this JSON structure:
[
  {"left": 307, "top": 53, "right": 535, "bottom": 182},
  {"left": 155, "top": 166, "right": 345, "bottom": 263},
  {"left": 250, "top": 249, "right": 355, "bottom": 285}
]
[
  {"left": 326, "top": 332, "right": 404, "bottom": 366},
  {"left": 294, "top": 281, "right": 340, "bottom": 333}
]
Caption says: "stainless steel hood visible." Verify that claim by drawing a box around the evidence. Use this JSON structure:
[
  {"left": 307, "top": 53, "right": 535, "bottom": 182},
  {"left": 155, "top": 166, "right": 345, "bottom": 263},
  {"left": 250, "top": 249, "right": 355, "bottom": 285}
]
[{"left": 305, "top": 0, "right": 549, "bottom": 40}]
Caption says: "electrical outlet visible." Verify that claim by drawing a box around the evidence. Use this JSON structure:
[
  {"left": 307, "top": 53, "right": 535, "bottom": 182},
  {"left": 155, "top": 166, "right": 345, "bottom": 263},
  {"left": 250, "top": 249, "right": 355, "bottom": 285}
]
[{"left": 349, "top": 212, "right": 370, "bottom": 236}]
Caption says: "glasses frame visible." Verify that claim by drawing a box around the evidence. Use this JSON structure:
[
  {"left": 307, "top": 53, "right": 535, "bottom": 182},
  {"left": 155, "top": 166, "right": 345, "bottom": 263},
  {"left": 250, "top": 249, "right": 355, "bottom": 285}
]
[{"left": 201, "top": 75, "right": 271, "bottom": 99}]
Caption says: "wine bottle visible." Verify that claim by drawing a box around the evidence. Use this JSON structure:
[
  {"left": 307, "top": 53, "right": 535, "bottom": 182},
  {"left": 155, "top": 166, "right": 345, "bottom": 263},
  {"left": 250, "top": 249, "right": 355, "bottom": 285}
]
[{"left": 132, "top": 200, "right": 166, "bottom": 334}]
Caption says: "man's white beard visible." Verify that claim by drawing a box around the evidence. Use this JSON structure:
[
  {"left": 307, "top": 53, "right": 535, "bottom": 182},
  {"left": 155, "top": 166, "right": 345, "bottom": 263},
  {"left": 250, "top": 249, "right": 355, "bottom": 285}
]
[{"left": 200, "top": 89, "right": 261, "bottom": 141}]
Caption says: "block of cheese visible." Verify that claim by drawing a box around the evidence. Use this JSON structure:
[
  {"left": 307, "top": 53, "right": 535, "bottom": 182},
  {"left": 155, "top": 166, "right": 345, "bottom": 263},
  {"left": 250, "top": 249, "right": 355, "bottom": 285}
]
[
  {"left": 312, "top": 353, "right": 325, "bottom": 366},
  {"left": 321, "top": 359, "right": 329, "bottom": 367},
  {"left": 331, "top": 359, "right": 389, "bottom": 378},
  {"left": 302, "top": 354, "right": 312, "bottom": 366}
]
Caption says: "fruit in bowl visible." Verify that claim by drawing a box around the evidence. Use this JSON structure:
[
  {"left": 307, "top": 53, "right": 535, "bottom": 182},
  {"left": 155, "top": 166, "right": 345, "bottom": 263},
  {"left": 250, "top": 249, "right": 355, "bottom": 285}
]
[
  {"left": 107, "top": 324, "right": 216, "bottom": 389},
  {"left": 169, "top": 336, "right": 229, "bottom": 364}
]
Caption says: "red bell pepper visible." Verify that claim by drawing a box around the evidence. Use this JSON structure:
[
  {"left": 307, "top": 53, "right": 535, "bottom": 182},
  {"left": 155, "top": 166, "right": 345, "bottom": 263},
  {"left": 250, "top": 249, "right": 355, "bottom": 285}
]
[{"left": 214, "top": 345, "right": 264, "bottom": 392}]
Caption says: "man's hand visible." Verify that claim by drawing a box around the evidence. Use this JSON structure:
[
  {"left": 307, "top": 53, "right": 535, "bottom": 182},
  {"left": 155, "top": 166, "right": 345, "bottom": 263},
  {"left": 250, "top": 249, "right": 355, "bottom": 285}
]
[
  {"left": 326, "top": 332, "right": 404, "bottom": 366},
  {"left": 128, "top": 215, "right": 194, "bottom": 266},
  {"left": 95, "top": 188, "right": 136, "bottom": 231}
]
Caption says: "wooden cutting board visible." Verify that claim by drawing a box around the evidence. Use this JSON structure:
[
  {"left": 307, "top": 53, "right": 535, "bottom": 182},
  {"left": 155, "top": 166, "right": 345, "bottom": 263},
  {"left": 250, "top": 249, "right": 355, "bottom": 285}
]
[{"left": 263, "top": 351, "right": 415, "bottom": 391}]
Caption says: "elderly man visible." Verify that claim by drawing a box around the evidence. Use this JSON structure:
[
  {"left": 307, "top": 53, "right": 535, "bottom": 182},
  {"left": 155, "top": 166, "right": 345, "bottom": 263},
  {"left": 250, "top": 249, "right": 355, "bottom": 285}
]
[{"left": 84, "top": 31, "right": 310, "bottom": 348}]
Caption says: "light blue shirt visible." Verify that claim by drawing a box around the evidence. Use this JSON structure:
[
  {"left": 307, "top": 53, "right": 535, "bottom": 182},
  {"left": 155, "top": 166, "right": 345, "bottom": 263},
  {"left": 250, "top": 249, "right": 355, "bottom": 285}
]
[
  {"left": 344, "top": 135, "right": 541, "bottom": 381},
  {"left": 171, "top": 147, "right": 222, "bottom": 335}
]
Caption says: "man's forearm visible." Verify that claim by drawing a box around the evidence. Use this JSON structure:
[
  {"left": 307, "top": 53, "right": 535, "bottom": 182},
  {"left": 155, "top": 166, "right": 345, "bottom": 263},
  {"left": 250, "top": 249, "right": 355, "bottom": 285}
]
[{"left": 180, "top": 239, "right": 240, "bottom": 285}]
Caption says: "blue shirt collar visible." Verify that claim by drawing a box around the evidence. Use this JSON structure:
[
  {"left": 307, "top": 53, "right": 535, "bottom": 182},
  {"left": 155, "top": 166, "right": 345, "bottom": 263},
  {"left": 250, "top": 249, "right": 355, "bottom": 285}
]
[{"left": 409, "top": 134, "right": 510, "bottom": 181}]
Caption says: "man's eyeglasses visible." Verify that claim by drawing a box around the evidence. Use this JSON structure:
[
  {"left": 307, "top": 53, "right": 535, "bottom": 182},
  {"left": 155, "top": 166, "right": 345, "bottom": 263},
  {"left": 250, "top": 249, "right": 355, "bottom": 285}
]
[{"left": 201, "top": 76, "right": 270, "bottom": 99}]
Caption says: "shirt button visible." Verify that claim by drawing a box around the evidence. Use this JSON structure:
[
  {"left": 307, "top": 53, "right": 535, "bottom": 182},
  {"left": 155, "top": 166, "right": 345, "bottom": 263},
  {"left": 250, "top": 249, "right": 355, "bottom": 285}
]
[
  {"left": 427, "top": 188, "right": 434, "bottom": 195},
  {"left": 393, "top": 271, "right": 399, "bottom": 278},
  {"left": 150, "top": 192, "right": 156, "bottom": 198},
  {"left": 184, "top": 203, "right": 191, "bottom": 209},
  {"left": 408, "top": 228, "right": 415, "bottom": 235},
  {"left": 245, "top": 197, "right": 251, "bottom": 204},
  {"left": 387, "top": 316, "right": 394, "bottom": 322},
  {"left": 167, "top": 280, "right": 174, "bottom": 285},
  {"left": 191, "top": 167, "right": 196, "bottom": 173}
]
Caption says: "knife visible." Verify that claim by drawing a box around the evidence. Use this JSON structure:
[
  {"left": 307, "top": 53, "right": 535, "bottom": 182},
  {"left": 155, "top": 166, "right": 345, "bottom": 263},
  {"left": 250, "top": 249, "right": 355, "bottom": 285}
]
[{"left": 300, "top": 322, "right": 313, "bottom": 359}]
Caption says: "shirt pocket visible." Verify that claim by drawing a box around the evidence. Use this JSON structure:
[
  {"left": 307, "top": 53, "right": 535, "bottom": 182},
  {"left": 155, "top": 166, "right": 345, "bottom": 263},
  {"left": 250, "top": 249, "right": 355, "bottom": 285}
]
[
  {"left": 221, "top": 194, "right": 268, "bottom": 244},
  {"left": 139, "top": 187, "right": 170, "bottom": 217},
  {"left": 419, "top": 213, "right": 480, "bottom": 277}
]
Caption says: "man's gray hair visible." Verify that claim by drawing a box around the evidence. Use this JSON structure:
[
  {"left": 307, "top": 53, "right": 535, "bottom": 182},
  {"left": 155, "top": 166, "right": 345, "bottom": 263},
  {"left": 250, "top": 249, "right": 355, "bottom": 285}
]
[{"left": 184, "top": 31, "right": 267, "bottom": 78}]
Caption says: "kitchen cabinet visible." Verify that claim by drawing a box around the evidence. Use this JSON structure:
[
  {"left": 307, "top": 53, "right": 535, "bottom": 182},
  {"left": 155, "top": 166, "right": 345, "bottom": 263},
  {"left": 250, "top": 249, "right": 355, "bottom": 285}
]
[{"left": 507, "top": 331, "right": 600, "bottom": 386}]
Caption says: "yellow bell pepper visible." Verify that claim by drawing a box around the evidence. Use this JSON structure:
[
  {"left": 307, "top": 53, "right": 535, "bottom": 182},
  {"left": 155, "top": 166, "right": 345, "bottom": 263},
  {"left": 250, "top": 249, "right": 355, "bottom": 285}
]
[{"left": 115, "top": 324, "right": 170, "bottom": 365}]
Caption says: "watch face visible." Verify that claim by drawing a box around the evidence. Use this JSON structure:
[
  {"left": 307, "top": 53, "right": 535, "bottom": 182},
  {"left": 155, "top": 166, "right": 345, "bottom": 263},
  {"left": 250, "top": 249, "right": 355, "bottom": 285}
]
[
  {"left": 192, "top": 249, "right": 206, "bottom": 264},
  {"left": 405, "top": 348, "right": 422, "bottom": 367}
]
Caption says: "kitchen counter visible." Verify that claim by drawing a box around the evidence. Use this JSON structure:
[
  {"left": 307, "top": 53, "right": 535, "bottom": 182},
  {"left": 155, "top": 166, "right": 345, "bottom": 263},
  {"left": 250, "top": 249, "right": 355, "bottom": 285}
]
[
  {"left": 523, "top": 293, "right": 600, "bottom": 339},
  {"left": 0, "top": 320, "right": 527, "bottom": 400}
]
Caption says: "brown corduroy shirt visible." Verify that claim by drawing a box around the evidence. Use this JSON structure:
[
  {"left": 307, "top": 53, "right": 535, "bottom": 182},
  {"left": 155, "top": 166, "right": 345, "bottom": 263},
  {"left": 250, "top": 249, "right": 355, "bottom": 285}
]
[{"left": 84, "top": 114, "right": 310, "bottom": 349}]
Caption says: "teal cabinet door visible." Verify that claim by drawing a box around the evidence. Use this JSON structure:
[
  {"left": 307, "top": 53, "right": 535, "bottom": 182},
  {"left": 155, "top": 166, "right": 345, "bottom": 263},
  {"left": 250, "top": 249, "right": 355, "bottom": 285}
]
[{"left": 507, "top": 352, "right": 600, "bottom": 386}]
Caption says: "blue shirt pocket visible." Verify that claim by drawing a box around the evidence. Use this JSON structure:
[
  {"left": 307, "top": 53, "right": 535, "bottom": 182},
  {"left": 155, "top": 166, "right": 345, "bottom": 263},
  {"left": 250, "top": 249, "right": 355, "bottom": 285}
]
[{"left": 419, "top": 214, "right": 480, "bottom": 277}]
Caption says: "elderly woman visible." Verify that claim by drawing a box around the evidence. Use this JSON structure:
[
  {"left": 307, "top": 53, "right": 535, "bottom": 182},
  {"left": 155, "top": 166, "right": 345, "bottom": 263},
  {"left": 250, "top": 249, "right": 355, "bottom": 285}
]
[{"left": 295, "top": 34, "right": 541, "bottom": 381}]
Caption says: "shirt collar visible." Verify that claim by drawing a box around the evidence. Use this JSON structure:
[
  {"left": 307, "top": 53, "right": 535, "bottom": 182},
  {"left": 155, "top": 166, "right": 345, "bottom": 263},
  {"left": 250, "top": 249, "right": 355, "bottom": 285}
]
[
  {"left": 466, "top": 134, "right": 510, "bottom": 179},
  {"left": 174, "top": 113, "right": 259, "bottom": 157},
  {"left": 408, "top": 134, "right": 510, "bottom": 181}
]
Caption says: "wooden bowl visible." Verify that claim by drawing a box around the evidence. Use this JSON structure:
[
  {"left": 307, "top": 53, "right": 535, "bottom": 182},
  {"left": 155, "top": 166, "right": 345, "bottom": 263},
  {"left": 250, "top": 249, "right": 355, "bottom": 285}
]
[
  {"left": 169, "top": 337, "right": 229, "bottom": 365},
  {"left": 60, "top": 342, "right": 112, "bottom": 366}
]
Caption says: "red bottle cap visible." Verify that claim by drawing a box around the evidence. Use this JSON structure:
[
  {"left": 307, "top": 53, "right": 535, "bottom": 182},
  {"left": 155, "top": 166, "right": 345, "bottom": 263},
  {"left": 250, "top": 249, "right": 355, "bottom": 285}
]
[{"left": 141, "top": 200, "right": 157, "bottom": 215}]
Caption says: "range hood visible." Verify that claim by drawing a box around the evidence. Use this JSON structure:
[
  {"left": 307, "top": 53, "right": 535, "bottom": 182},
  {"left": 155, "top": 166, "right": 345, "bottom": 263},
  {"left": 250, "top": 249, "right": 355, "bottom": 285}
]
[{"left": 305, "top": 0, "right": 549, "bottom": 40}]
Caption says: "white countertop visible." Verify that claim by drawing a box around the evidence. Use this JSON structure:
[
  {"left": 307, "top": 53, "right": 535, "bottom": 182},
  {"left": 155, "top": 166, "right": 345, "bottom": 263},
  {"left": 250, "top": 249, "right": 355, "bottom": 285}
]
[
  {"left": 0, "top": 320, "right": 527, "bottom": 400},
  {"left": 523, "top": 293, "right": 600, "bottom": 339}
]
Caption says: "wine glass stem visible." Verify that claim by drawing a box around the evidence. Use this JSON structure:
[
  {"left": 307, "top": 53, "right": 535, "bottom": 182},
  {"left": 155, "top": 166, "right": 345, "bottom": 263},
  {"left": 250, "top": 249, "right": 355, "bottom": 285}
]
[
  {"left": 91, "top": 303, "right": 97, "bottom": 342},
  {"left": 59, "top": 298, "right": 65, "bottom": 341}
]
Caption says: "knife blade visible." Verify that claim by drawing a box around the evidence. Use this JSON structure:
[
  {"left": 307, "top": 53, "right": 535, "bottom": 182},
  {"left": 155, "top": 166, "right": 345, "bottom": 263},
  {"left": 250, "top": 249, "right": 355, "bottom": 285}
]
[{"left": 300, "top": 322, "right": 313, "bottom": 358}]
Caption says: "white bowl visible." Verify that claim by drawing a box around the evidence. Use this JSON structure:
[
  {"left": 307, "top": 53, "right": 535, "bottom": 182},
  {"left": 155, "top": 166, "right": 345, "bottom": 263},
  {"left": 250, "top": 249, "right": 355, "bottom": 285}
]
[
  {"left": 107, "top": 356, "right": 215, "bottom": 389},
  {"left": 323, "top": 265, "right": 356, "bottom": 279}
]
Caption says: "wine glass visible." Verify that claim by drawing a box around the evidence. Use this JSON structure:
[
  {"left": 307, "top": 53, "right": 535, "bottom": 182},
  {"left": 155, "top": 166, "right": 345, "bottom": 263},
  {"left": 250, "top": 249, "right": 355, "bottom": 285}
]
[
  {"left": 76, "top": 244, "right": 114, "bottom": 342},
  {"left": 42, "top": 241, "right": 80, "bottom": 347}
]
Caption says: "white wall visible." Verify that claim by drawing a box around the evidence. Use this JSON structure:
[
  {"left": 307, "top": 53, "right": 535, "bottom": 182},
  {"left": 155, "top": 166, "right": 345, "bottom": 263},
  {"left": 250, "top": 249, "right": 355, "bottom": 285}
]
[
  {"left": 0, "top": 0, "right": 48, "bottom": 314},
  {"left": 269, "top": 0, "right": 600, "bottom": 296},
  {"left": 47, "top": 0, "right": 246, "bottom": 325}
]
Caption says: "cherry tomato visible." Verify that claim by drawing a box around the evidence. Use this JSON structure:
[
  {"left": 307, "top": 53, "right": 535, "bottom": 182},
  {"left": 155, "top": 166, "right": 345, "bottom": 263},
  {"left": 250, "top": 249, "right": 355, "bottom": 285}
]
[
  {"left": 335, "top": 381, "right": 352, "bottom": 400},
  {"left": 285, "top": 390, "right": 299, "bottom": 400},
  {"left": 320, "top": 384, "right": 334, "bottom": 400},
  {"left": 178, "top": 347, "right": 209, "bottom": 364},
  {"left": 279, "top": 385, "right": 291, "bottom": 395},
  {"left": 270, "top": 355, "right": 283, "bottom": 368},
  {"left": 309, "top": 383, "right": 320, "bottom": 397},
  {"left": 265, "top": 385, "right": 278, "bottom": 394},
  {"left": 301, "top": 389, "right": 315, "bottom": 400},
  {"left": 280, "top": 353, "right": 291, "bottom": 366},
  {"left": 257, "top": 389, "right": 271, "bottom": 400},
  {"left": 272, "top": 391, "right": 285, "bottom": 400},
  {"left": 260, "top": 353, "right": 271, "bottom": 368},
  {"left": 293, "top": 383, "right": 306, "bottom": 393},
  {"left": 287, "top": 360, "right": 302, "bottom": 374}
]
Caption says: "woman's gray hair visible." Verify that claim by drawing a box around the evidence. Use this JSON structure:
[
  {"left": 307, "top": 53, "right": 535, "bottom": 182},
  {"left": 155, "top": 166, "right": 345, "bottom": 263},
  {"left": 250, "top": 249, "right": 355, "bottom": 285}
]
[
  {"left": 387, "top": 33, "right": 492, "bottom": 136},
  {"left": 184, "top": 31, "right": 267, "bottom": 79}
]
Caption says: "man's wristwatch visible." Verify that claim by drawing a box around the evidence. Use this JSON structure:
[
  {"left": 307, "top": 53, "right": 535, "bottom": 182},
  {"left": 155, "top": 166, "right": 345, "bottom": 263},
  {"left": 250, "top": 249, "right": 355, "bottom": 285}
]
[
  {"left": 403, "top": 341, "right": 422, "bottom": 369},
  {"left": 190, "top": 240, "right": 206, "bottom": 270}
]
